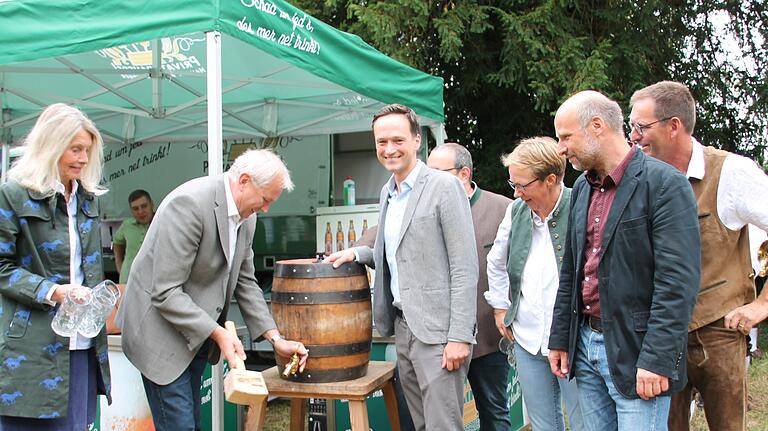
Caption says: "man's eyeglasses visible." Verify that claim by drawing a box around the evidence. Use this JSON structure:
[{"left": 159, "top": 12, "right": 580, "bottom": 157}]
[
  {"left": 627, "top": 116, "right": 673, "bottom": 137},
  {"left": 438, "top": 166, "right": 461, "bottom": 172},
  {"left": 507, "top": 178, "right": 539, "bottom": 191}
]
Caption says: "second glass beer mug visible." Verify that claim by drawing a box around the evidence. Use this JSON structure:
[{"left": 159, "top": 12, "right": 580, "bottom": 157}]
[
  {"left": 51, "top": 286, "right": 92, "bottom": 337},
  {"left": 77, "top": 280, "right": 121, "bottom": 338}
]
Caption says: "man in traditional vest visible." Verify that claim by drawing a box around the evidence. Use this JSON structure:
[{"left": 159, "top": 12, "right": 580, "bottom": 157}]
[
  {"left": 629, "top": 80, "right": 768, "bottom": 431},
  {"left": 428, "top": 143, "right": 513, "bottom": 430}
]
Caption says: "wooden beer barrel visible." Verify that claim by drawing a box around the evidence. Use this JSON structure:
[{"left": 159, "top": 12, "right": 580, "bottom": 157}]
[{"left": 271, "top": 258, "right": 372, "bottom": 382}]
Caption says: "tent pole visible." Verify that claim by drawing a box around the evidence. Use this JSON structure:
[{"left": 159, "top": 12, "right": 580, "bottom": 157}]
[
  {"left": 205, "top": 30, "right": 225, "bottom": 431},
  {"left": 1, "top": 143, "right": 8, "bottom": 184},
  {"left": 206, "top": 30, "right": 224, "bottom": 177},
  {"left": 151, "top": 39, "right": 163, "bottom": 118}
]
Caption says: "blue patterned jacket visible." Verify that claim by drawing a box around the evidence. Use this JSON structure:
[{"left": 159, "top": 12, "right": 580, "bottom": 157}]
[{"left": 0, "top": 180, "right": 111, "bottom": 418}]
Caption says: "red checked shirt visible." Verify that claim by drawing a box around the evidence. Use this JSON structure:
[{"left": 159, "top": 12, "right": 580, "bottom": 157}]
[{"left": 581, "top": 146, "right": 636, "bottom": 317}]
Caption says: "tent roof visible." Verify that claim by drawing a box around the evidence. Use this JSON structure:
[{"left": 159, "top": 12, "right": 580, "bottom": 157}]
[{"left": 0, "top": 0, "right": 444, "bottom": 144}]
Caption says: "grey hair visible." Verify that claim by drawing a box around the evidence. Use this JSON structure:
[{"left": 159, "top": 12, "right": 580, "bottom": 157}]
[
  {"left": 227, "top": 148, "right": 294, "bottom": 191},
  {"left": 432, "top": 142, "right": 473, "bottom": 172},
  {"left": 8, "top": 103, "right": 106, "bottom": 196},
  {"left": 560, "top": 90, "right": 624, "bottom": 135}
]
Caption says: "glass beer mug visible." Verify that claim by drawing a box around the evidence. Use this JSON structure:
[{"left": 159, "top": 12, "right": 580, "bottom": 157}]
[
  {"left": 77, "top": 280, "right": 121, "bottom": 338},
  {"left": 499, "top": 336, "right": 517, "bottom": 368},
  {"left": 51, "top": 286, "right": 92, "bottom": 337}
]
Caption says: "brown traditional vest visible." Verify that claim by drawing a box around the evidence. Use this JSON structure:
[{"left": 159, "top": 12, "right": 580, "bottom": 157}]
[
  {"left": 470, "top": 188, "right": 512, "bottom": 358},
  {"left": 688, "top": 146, "right": 755, "bottom": 331}
]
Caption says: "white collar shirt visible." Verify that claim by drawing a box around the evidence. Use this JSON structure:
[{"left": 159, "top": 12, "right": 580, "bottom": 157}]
[
  {"left": 384, "top": 161, "right": 423, "bottom": 308},
  {"left": 686, "top": 138, "right": 768, "bottom": 232},
  {"left": 53, "top": 180, "right": 91, "bottom": 350},
  {"left": 485, "top": 185, "right": 565, "bottom": 356},
  {"left": 224, "top": 177, "right": 247, "bottom": 271}
]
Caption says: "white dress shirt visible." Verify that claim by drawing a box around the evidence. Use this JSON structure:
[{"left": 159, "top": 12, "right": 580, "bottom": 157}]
[
  {"left": 485, "top": 186, "right": 564, "bottom": 355},
  {"left": 384, "top": 161, "right": 423, "bottom": 308},
  {"left": 224, "top": 176, "right": 247, "bottom": 269},
  {"left": 49, "top": 180, "right": 92, "bottom": 350},
  {"left": 687, "top": 138, "right": 768, "bottom": 232}
]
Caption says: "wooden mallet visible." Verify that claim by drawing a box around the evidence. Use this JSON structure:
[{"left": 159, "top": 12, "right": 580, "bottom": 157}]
[{"left": 223, "top": 321, "right": 269, "bottom": 431}]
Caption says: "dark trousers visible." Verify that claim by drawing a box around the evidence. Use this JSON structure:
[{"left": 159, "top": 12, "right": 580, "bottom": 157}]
[
  {"left": 142, "top": 347, "right": 208, "bottom": 431},
  {"left": 467, "top": 351, "right": 511, "bottom": 431},
  {"left": 669, "top": 318, "right": 748, "bottom": 431}
]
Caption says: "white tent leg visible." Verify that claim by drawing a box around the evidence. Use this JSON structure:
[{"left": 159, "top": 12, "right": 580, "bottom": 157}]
[
  {"left": 207, "top": 30, "right": 223, "bottom": 177},
  {"left": 1, "top": 143, "right": 8, "bottom": 184},
  {"left": 205, "top": 30, "right": 225, "bottom": 431}
]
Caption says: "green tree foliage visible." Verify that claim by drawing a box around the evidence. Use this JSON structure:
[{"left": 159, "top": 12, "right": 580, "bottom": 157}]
[{"left": 294, "top": 0, "right": 767, "bottom": 193}]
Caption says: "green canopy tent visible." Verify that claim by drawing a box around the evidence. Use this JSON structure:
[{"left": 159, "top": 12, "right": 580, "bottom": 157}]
[{"left": 0, "top": 0, "right": 445, "bottom": 180}]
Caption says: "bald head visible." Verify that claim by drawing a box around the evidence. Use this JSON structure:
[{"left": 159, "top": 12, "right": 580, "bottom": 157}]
[
  {"left": 556, "top": 90, "right": 625, "bottom": 137},
  {"left": 428, "top": 142, "right": 474, "bottom": 195},
  {"left": 430, "top": 143, "right": 473, "bottom": 173},
  {"left": 554, "top": 90, "right": 631, "bottom": 175}
]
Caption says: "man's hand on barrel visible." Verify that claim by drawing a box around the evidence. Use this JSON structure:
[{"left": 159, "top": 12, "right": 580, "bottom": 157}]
[
  {"left": 441, "top": 341, "right": 471, "bottom": 371},
  {"left": 273, "top": 338, "right": 309, "bottom": 373},
  {"left": 324, "top": 249, "right": 357, "bottom": 268},
  {"left": 211, "top": 325, "right": 247, "bottom": 368}
]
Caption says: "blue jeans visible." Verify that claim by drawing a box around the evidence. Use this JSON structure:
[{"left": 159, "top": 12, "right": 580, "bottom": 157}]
[
  {"left": 142, "top": 348, "right": 208, "bottom": 431},
  {"left": 574, "top": 324, "right": 670, "bottom": 431},
  {"left": 514, "top": 342, "right": 584, "bottom": 431},
  {"left": 467, "top": 351, "right": 511, "bottom": 431}
]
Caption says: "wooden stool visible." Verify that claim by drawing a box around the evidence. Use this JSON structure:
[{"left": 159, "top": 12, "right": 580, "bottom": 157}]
[{"left": 260, "top": 360, "right": 400, "bottom": 431}]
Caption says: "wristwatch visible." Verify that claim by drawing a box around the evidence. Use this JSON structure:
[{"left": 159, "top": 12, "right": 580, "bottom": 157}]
[{"left": 269, "top": 334, "right": 284, "bottom": 345}]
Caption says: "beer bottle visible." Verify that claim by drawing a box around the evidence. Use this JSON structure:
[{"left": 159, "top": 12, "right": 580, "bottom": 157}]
[
  {"left": 348, "top": 220, "right": 357, "bottom": 247},
  {"left": 361, "top": 219, "right": 369, "bottom": 237},
  {"left": 336, "top": 221, "right": 344, "bottom": 251},
  {"left": 324, "top": 222, "right": 333, "bottom": 255}
]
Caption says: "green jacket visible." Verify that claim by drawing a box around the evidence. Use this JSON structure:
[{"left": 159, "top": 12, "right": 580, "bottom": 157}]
[
  {"left": 503, "top": 187, "right": 571, "bottom": 328},
  {"left": 0, "top": 180, "right": 111, "bottom": 418}
]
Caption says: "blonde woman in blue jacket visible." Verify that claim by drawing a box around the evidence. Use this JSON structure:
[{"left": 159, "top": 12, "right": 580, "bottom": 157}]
[
  {"left": 0, "top": 104, "right": 111, "bottom": 430},
  {"left": 485, "top": 136, "right": 583, "bottom": 431}
]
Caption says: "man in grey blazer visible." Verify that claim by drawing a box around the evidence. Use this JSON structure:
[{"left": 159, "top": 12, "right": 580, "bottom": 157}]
[
  {"left": 116, "top": 149, "right": 308, "bottom": 431},
  {"left": 328, "top": 104, "right": 479, "bottom": 430}
]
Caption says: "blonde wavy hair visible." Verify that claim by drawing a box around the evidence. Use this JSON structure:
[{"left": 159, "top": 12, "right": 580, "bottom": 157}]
[
  {"left": 501, "top": 136, "right": 565, "bottom": 181},
  {"left": 8, "top": 103, "right": 107, "bottom": 196}
]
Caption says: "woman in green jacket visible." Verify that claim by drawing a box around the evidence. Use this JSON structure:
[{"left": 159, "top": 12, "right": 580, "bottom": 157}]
[
  {"left": 485, "top": 137, "right": 583, "bottom": 431},
  {"left": 0, "top": 104, "right": 111, "bottom": 429}
]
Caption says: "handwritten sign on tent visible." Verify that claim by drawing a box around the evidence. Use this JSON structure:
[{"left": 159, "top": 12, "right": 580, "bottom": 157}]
[{"left": 233, "top": 0, "right": 320, "bottom": 55}]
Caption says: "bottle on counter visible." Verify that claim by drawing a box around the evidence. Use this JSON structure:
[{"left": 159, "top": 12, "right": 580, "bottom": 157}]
[
  {"left": 343, "top": 176, "right": 356, "bottom": 206},
  {"left": 348, "top": 220, "right": 357, "bottom": 248},
  {"left": 324, "top": 222, "right": 333, "bottom": 255},
  {"left": 336, "top": 221, "right": 345, "bottom": 251},
  {"left": 361, "top": 219, "right": 368, "bottom": 238}
]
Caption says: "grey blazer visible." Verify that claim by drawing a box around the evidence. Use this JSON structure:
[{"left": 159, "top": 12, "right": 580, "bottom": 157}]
[
  {"left": 116, "top": 175, "right": 276, "bottom": 385},
  {"left": 357, "top": 166, "right": 478, "bottom": 344}
]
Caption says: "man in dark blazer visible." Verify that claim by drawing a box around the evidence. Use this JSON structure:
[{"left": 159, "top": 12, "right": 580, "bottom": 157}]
[
  {"left": 117, "top": 149, "right": 308, "bottom": 431},
  {"left": 547, "top": 91, "right": 700, "bottom": 430},
  {"left": 329, "top": 104, "right": 478, "bottom": 430}
]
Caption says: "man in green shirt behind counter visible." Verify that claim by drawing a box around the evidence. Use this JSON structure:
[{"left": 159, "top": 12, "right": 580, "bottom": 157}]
[{"left": 113, "top": 189, "right": 154, "bottom": 284}]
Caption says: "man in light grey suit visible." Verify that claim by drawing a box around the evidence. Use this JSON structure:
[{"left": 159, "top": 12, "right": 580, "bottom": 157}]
[
  {"left": 328, "top": 104, "right": 478, "bottom": 430},
  {"left": 116, "top": 149, "right": 308, "bottom": 431}
]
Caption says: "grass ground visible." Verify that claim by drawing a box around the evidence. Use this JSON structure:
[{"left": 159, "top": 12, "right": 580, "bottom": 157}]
[
  {"left": 262, "top": 399, "right": 291, "bottom": 431},
  {"left": 260, "top": 324, "right": 768, "bottom": 430}
]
